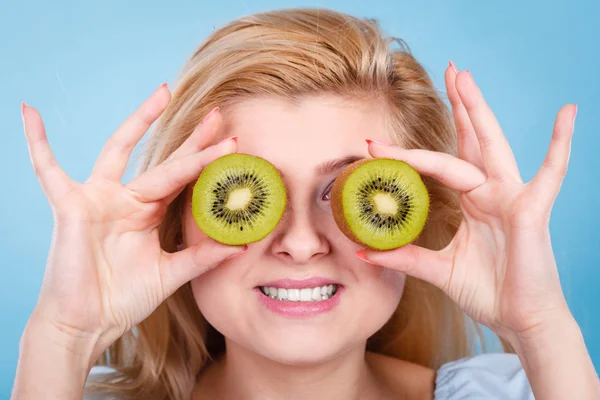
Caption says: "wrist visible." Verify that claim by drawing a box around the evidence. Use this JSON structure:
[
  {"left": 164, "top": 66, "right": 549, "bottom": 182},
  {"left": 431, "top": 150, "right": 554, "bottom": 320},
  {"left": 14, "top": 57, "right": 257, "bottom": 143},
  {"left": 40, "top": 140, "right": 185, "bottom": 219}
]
[
  {"left": 24, "top": 305, "right": 105, "bottom": 369},
  {"left": 12, "top": 311, "right": 101, "bottom": 399},
  {"left": 506, "top": 311, "right": 599, "bottom": 399},
  {"left": 506, "top": 308, "right": 578, "bottom": 354}
]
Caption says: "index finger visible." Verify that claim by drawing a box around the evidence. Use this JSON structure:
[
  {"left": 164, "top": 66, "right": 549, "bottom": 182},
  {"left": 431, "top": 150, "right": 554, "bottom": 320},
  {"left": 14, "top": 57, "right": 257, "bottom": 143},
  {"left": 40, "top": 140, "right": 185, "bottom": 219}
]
[
  {"left": 90, "top": 83, "right": 171, "bottom": 181},
  {"left": 126, "top": 136, "right": 238, "bottom": 203},
  {"left": 357, "top": 244, "right": 453, "bottom": 292},
  {"left": 22, "top": 103, "right": 74, "bottom": 202}
]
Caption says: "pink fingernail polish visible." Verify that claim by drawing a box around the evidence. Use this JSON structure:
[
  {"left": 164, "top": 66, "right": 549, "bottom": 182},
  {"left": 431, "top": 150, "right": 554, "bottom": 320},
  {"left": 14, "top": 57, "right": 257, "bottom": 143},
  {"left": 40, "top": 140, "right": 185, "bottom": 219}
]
[
  {"left": 225, "top": 244, "right": 248, "bottom": 260},
  {"left": 21, "top": 101, "right": 28, "bottom": 118},
  {"left": 202, "top": 106, "right": 220, "bottom": 123},
  {"left": 157, "top": 83, "right": 168, "bottom": 92},
  {"left": 218, "top": 135, "right": 238, "bottom": 145},
  {"left": 153, "top": 83, "right": 168, "bottom": 96},
  {"left": 355, "top": 250, "right": 377, "bottom": 265},
  {"left": 366, "top": 139, "right": 391, "bottom": 146},
  {"left": 448, "top": 60, "right": 459, "bottom": 74}
]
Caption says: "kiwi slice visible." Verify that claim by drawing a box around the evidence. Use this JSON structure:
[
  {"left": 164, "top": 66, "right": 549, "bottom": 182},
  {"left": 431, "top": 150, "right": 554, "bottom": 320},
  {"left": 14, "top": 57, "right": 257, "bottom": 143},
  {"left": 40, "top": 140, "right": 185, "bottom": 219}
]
[
  {"left": 331, "top": 158, "right": 429, "bottom": 250},
  {"left": 192, "top": 153, "right": 286, "bottom": 245}
]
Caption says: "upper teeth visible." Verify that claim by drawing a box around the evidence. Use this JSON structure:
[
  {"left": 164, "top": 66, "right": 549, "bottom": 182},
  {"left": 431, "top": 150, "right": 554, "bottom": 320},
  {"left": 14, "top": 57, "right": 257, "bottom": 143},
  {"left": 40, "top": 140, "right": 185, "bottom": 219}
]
[{"left": 260, "top": 285, "right": 337, "bottom": 301}]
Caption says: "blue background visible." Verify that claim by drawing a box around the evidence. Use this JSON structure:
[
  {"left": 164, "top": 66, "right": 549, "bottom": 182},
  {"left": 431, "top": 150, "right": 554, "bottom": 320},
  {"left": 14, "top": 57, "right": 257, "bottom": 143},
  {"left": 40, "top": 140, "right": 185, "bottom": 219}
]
[{"left": 1, "top": 0, "right": 598, "bottom": 395}]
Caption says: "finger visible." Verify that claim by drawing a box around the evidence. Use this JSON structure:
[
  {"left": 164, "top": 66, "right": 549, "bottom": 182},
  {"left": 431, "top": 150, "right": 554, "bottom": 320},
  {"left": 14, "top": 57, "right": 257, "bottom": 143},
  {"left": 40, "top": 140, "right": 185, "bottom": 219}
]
[
  {"left": 165, "top": 107, "right": 221, "bottom": 163},
  {"left": 22, "top": 103, "right": 74, "bottom": 202},
  {"left": 125, "top": 136, "right": 238, "bottom": 203},
  {"left": 356, "top": 244, "right": 452, "bottom": 291},
  {"left": 529, "top": 104, "right": 577, "bottom": 211},
  {"left": 445, "top": 61, "right": 484, "bottom": 170},
  {"left": 455, "top": 70, "right": 522, "bottom": 182},
  {"left": 367, "top": 141, "right": 487, "bottom": 192},
  {"left": 159, "top": 238, "right": 247, "bottom": 297},
  {"left": 90, "top": 83, "right": 171, "bottom": 181}
]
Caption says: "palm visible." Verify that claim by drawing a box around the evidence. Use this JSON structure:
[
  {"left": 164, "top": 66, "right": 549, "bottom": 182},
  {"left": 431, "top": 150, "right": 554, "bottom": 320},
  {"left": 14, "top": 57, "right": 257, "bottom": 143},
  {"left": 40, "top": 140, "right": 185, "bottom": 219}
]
[
  {"left": 450, "top": 178, "right": 560, "bottom": 332},
  {"left": 366, "top": 65, "right": 575, "bottom": 337},
  {"left": 47, "top": 181, "right": 165, "bottom": 336}
]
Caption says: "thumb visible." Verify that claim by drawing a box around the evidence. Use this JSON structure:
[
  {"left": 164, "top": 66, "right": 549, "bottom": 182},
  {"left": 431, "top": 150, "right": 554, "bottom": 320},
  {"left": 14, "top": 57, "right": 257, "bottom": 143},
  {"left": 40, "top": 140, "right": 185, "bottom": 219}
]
[
  {"left": 160, "top": 237, "right": 247, "bottom": 296},
  {"left": 356, "top": 244, "right": 452, "bottom": 290}
]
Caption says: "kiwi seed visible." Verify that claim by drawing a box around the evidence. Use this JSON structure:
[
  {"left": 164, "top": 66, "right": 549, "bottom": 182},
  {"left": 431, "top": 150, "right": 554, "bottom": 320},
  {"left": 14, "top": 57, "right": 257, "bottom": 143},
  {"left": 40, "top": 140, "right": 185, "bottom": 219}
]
[
  {"left": 330, "top": 158, "right": 429, "bottom": 250},
  {"left": 192, "top": 153, "right": 286, "bottom": 245}
]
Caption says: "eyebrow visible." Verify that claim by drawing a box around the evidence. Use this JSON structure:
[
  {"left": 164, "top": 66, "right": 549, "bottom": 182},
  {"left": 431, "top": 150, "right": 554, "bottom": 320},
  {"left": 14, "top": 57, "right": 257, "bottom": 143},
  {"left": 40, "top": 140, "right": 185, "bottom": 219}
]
[
  {"left": 275, "top": 155, "right": 364, "bottom": 178},
  {"left": 316, "top": 155, "right": 364, "bottom": 175}
]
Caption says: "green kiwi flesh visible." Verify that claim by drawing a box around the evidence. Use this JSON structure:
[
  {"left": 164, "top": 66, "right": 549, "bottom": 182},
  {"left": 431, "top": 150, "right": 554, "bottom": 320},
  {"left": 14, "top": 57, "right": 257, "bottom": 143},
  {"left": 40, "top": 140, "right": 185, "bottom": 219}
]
[
  {"left": 331, "top": 158, "right": 429, "bottom": 250},
  {"left": 192, "top": 153, "right": 286, "bottom": 245}
]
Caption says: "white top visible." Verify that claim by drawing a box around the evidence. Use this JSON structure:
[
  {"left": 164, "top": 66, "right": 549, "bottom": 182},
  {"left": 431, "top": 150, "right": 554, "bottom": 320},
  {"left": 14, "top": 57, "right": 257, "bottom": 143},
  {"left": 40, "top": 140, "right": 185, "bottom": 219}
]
[{"left": 85, "top": 353, "right": 533, "bottom": 399}]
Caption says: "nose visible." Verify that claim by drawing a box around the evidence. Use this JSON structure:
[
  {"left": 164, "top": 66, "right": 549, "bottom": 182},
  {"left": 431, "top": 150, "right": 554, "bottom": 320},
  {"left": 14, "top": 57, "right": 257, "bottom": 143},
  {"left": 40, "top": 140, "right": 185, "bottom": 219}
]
[{"left": 271, "top": 204, "right": 330, "bottom": 265}]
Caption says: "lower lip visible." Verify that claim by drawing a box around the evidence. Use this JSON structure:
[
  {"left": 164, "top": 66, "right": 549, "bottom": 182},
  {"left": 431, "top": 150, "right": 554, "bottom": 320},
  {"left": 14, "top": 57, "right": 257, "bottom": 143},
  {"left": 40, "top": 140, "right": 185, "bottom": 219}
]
[{"left": 255, "top": 287, "right": 343, "bottom": 318}]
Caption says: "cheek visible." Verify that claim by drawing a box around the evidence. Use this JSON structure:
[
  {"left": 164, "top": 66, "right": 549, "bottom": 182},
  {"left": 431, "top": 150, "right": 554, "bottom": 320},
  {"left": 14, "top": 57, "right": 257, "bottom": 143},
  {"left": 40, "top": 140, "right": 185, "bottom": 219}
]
[
  {"left": 189, "top": 264, "right": 246, "bottom": 336},
  {"left": 351, "top": 265, "right": 406, "bottom": 333},
  {"left": 323, "top": 213, "right": 406, "bottom": 337}
]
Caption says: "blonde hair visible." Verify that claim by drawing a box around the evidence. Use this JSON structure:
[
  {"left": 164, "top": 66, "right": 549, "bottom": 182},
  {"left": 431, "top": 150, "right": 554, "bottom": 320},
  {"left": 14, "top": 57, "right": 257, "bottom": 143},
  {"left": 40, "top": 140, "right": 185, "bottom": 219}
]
[{"left": 88, "top": 7, "right": 510, "bottom": 399}]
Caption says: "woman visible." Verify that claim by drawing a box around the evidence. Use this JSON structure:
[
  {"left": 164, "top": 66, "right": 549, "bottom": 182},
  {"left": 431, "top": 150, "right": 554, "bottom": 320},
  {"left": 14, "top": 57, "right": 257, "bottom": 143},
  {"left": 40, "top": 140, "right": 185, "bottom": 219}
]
[{"left": 12, "top": 8, "right": 599, "bottom": 399}]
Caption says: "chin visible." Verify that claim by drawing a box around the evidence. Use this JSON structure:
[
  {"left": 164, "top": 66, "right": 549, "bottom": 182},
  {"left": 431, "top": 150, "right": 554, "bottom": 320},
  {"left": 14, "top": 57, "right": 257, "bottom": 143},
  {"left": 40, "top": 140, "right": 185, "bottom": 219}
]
[{"left": 245, "top": 325, "right": 363, "bottom": 366}]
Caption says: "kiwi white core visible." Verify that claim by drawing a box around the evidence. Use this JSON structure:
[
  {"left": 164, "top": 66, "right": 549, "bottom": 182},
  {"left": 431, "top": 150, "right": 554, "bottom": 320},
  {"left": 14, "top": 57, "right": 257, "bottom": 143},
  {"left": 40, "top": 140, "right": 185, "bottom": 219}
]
[
  {"left": 226, "top": 188, "right": 252, "bottom": 210},
  {"left": 373, "top": 193, "right": 398, "bottom": 215}
]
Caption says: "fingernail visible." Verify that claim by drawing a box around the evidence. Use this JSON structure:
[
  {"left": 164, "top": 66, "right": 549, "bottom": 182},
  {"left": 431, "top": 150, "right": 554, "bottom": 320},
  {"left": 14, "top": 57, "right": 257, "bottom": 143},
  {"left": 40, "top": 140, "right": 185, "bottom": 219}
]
[
  {"left": 218, "top": 136, "right": 238, "bottom": 145},
  {"left": 225, "top": 244, "right": 248, "bottom": 260},
  {"left": 355, "top": 249, "right": 377, "bottom": 265},
  {"left": 153, "top": 83, "right": 168, "bottom": 96},
  {"left": 202, "top": 107, "right": 220, "bottom": 123},
  {"left": 448, "top": 60, "right": 459, "bottom": 74},
  {"left": 21, "top": 101, "right": 28, "bottom": 119},
  {"left": 366, "top": 139, "right": 391, "bottom": 146},
  {"left": 573, "top": 104, "right": 578, "bottom": 122}
]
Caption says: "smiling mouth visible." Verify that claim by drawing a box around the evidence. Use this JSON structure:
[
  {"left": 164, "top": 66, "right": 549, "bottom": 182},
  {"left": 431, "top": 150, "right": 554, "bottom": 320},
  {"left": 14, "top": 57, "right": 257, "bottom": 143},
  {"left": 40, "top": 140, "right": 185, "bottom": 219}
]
[{"left": 258, "top": 284, "right": 339, "bottom": 302}]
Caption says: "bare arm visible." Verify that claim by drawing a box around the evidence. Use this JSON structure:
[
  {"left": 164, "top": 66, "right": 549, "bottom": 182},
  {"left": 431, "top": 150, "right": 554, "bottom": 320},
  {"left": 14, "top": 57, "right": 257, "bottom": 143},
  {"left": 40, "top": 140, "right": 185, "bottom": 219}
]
[
  {"left": 12, "top": 309, "right": 97, "bottom": 400},
  {"left": 510, "top": 312, "right": 599, "bottom": 399}
]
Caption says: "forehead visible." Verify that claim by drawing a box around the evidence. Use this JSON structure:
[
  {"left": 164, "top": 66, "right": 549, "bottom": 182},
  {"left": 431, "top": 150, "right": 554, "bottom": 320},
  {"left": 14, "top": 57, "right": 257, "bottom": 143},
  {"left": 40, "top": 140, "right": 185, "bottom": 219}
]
[{"left": 221, "top": 95, "right": 390, "bottom": 173}]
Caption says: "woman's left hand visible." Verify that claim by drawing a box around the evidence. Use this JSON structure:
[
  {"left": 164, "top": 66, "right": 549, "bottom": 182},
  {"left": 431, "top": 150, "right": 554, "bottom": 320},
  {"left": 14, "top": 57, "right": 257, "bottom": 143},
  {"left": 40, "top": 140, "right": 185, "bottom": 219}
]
[{"left": 361, "top": 63, "right": 577, "bottom": 343}]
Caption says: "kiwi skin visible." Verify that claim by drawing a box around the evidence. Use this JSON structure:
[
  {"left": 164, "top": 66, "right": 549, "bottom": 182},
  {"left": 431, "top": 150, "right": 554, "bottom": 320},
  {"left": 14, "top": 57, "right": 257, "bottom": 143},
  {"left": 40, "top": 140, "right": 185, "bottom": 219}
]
[
  {"left": 331, "top": 159, "right": 371, "bottom": 248},
  {"left": 330, "top": 158, "right": 430, "bottom": 251}
]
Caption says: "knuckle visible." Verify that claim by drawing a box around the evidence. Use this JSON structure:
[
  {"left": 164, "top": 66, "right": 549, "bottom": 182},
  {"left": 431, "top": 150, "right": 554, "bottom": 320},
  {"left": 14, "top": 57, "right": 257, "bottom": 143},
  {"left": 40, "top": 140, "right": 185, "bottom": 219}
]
[
  {"left": 456, "top": 126, "right": 469, "bottom": 139},
  {"left": 433, "top": 158, "right": 448, "bottom": 183},
  {"left": 448, "top": 92, "right": 460, "bottom": 106},
  {"left": 402, "top": 245, "right": 420, "bottom": 274},
  {"left": 543, "top": 159, "right": 568, "bottom": 179},
  {"left": 106, "top": 136, "right": 134, "bottom": 155},
  {"left": 477, "top": 134, "right": 493, "bottom": 150},
  {"left": 133, "top": 108, "right": 155, "bottom": 129},
  {"left": 164, "top": 163, "right": 183, "bottom": 191}
]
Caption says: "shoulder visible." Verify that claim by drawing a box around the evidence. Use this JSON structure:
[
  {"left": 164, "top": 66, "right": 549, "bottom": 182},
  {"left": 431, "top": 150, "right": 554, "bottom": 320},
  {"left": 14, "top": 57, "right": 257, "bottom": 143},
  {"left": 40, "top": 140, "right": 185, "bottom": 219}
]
[
  {"left": 84, "top": 365, "right": 123, "bottom": 400},
  {"left": 435, "top": 353, "right": 534, "bottom": 399}
]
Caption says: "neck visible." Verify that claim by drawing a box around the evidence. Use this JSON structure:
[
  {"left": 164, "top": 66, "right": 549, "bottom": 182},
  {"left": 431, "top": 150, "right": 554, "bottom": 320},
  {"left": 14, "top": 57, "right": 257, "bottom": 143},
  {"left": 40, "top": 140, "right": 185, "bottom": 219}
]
[{"left": 195, "top": 339, "right": 382, "bottom": 400}]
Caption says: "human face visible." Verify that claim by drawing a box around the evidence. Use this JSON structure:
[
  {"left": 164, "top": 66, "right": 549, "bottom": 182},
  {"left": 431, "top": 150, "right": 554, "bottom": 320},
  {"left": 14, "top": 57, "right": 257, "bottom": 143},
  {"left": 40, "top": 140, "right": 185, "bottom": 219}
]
[{"left": 183, "top": 95, "right": 406, "bottom": 365}]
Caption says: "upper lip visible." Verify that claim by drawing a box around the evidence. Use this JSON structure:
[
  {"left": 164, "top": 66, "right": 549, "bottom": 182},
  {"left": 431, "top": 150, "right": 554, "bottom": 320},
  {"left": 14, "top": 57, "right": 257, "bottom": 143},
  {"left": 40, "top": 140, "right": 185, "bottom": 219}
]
[{"left": 257, "top": 277, "right": 340, "bottom": 289}]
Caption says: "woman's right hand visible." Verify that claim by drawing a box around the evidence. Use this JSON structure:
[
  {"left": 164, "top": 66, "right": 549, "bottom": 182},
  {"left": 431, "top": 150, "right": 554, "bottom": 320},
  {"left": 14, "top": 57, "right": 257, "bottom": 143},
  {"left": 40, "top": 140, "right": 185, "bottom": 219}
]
[{"left": 21, "top": 83, "right": 245, "bottom": 364}]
